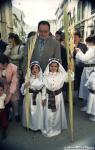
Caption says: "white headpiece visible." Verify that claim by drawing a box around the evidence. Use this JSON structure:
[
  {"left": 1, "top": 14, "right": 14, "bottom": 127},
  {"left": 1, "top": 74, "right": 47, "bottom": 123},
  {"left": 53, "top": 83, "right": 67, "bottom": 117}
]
[
  {"left": 30, "top": 61, "right": 40, "bottom": 68},
  {"left": 48, "top": 58, "right": 60, "bottom": 64},
  {"left": 44, "top": 58, "right": 67, "bottom": 76},
  {"left": 30, "top": 61, "right": 43, "bottom": 78}
]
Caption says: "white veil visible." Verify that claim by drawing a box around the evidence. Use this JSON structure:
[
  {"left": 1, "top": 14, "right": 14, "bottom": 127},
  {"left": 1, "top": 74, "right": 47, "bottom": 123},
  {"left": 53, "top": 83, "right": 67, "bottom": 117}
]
[
  {"left": 44, "top": 58, "right": 67, "bottom": 77},
  {"left": 30, "top": 61, "right": 43, "bottom": 79}
]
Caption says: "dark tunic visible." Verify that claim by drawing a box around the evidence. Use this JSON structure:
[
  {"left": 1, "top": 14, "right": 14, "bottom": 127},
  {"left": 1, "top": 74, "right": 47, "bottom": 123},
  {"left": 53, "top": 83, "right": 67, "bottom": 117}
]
[
  {"left": 61, "top": 44, "right": 67, "bottom": 71},
  {"left": 31, "top": 37, "right": 61, "bottom": 71}
]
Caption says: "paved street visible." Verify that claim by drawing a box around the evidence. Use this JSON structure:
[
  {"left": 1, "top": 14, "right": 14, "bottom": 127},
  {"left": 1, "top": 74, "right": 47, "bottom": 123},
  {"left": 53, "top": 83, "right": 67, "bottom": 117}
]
[{"left": 0, "top": 100, "right": 95, "bottom": 150}]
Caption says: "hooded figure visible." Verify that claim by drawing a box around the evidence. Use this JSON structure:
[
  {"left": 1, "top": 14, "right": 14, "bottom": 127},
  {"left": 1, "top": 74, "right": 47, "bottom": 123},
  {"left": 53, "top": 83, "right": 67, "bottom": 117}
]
[
  {"left": 42, "top": 58, "right": 68, "bottom": 137},
  {"left": 21, "top": 61, "right": 44, "bottom": 130}
]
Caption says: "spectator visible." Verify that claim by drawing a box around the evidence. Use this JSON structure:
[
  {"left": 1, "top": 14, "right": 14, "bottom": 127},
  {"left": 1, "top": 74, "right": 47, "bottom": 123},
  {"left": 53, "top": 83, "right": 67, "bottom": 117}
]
[
  {"left": 73, "top": 31, "right": 88, "bottom": 93},
  {"left": 0, "top": 32, "right": 7, "bottom": 54}
]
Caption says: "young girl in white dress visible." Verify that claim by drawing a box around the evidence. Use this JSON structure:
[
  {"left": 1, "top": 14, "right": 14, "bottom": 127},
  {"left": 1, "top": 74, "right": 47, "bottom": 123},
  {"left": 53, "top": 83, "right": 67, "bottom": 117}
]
[
  {"left": 42, "top": 58, "right": 68, "bottom": 137},
  {"left": 85, "top": 69, "right": 95, "bottom": 121},
  {"left": 21, "top": 61, "right": 44, "bottom": 131}
]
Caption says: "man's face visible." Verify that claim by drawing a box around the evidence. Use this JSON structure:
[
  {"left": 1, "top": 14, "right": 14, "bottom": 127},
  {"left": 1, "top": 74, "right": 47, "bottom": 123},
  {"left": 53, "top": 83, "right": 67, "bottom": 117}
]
[
  {"left": 38, "top": 24, "right": 50, "bottom": 39},
  {"left": 74, "top": 35, "right": 80, "bottom": 45}
]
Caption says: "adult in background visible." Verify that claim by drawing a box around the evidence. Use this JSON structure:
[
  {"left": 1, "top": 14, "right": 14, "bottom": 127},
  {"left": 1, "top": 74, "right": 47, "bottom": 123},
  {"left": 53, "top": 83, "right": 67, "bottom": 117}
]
[
  {"left": 0, "top": 33, "right": 7, "bottom": 54},
  {"left": 4, "top": 33, "right": 24, "bottom": 88},
  {"left": 31, "top": 20, "right": 61, "bottom": 71},
  {"left": 73, "top": 31, "right": 88, "bottom": 93}
]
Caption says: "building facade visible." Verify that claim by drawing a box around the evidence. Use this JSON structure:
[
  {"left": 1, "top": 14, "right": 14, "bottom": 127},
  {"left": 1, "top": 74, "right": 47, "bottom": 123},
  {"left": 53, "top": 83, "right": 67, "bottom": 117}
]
[
  {"left": 0, "top": 1, "right": 26, "bottom": 42},
  {"left": 55, "top": 0, "right": 95, "bottom": 42},
  {"left": 55, "top": 0, "right": 66, "bottom": 31}
]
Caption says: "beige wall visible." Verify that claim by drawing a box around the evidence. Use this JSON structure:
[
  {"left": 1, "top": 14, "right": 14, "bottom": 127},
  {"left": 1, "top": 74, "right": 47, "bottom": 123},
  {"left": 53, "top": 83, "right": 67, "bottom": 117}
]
[{"left": 0, "top": 2, "right": 13, "bottom": 42}]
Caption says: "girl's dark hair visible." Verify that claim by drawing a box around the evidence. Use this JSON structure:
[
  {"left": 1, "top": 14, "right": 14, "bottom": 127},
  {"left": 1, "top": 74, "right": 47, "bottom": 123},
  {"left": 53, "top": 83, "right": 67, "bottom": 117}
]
[
  {"left": 8, "top": 33, "right": 21, "bottom": 45},
  {"left": 74, "top": 31, "right": 81, "bottom": 38},
  {"left": 55, "top": 30, "right": 65, "bottom": 41},
  {"left": 0, "top": 81, "right": 4, "bottom": 90},
  {"left": 30, "top": 64, "right": 40, "bottom": 72},
  {"left": 0, "top": 54, "right": 10, "bottom": 64},
  {"left": 86, "top": 35, "right": 95, "bottom": 44}
]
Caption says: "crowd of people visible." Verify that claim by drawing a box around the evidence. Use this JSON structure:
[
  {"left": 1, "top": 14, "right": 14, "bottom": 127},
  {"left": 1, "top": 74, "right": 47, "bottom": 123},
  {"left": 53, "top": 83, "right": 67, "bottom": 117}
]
[{"left": 0, "top": 20, "right": 95, "bottom": 140}]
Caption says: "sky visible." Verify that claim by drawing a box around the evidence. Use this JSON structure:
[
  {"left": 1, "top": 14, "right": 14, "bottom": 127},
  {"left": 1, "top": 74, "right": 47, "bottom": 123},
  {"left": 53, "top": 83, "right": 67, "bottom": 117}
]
[{"left": 12, "top": 0, "right": 61, "bottom": 27}]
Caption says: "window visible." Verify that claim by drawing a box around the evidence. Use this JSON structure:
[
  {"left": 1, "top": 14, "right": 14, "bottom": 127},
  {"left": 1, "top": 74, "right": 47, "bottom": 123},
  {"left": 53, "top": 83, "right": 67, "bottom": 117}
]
[{"left": 82, "top": 2, "right": 86, "bottom": 19}]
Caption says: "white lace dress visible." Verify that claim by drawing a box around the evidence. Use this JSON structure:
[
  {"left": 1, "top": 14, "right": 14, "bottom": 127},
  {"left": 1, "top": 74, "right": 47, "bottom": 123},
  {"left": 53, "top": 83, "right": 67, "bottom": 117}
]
[
  {"left": 21, "top": 76, "right": 44, "bottom": 130},
  {"left": 42, "top": 63, "right": 68, "bottom": 137}
]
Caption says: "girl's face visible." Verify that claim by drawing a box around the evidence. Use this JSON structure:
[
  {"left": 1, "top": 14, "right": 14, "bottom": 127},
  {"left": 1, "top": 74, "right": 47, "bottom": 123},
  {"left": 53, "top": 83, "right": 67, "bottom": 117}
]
[
  {"left": 0, "top": 87, "right": 4, "bottom": 96},
  {"left": 31, "top": 65, "right": 40, "bottom": 75},
  {"left": 49, "top": 62, "right": 59, "bottom": 73}
]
